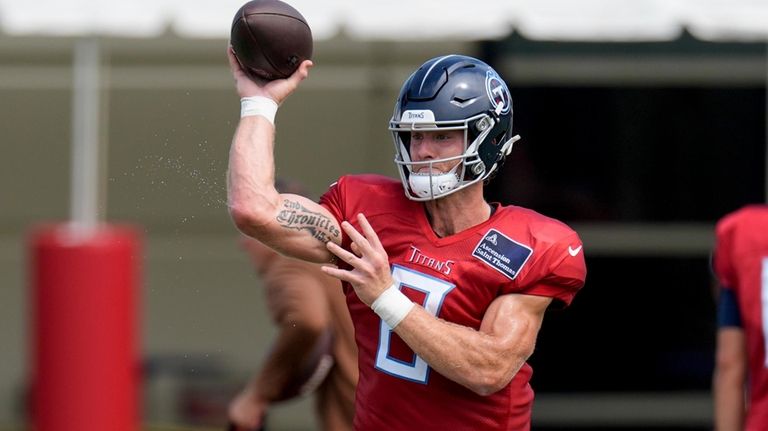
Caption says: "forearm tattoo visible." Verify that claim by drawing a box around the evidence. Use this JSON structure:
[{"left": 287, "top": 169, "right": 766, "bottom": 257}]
[{"left": 276, "top": 199, "right": 341, "bottom": 244}]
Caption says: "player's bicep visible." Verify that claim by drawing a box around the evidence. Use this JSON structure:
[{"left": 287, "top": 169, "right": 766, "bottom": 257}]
[{"left": 257, "top": 193, "right": 341, "bottom": 263}]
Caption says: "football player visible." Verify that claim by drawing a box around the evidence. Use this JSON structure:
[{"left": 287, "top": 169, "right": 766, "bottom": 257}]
[
  {"left": 226, "top": 51, "right": 586, "bottom": 430},
  {"left": 712, "top": 205, "right": 768, "bottom": 431}
]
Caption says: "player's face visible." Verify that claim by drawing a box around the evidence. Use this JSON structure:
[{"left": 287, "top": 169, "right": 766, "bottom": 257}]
[{"left": 409, "top": 130, "right": 464, "bottom": 173}]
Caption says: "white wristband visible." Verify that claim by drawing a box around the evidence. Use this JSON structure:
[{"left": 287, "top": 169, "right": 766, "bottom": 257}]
[
  {"left": 240, "top": 96, "right": 278, "bottom": 124},
  {"left": 371, "top": 284, "right": 414, "bottom": 329}
]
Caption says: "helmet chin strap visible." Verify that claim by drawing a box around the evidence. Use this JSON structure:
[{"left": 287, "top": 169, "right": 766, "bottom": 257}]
[{"left": 408, "top": 163, "right": 461, "bottom": 199}]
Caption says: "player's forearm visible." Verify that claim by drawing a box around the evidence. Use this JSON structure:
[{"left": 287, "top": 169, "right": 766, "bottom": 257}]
[
  {"left": 713, "top": 328, "right": 747, "bottom": 431},
  {"left": 227, "top": 116, "right": 281, "bottom": 236},
  {"left": 394, "top": 306, "right": 533, "bottom": 396},
  {"left": 713, "top": 368, "right": 745, "bottom": 431}
]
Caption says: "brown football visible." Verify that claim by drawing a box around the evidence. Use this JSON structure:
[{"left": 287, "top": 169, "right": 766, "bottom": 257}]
[{"left": 230, "top": 0, "right": 313, "bottom": 81}]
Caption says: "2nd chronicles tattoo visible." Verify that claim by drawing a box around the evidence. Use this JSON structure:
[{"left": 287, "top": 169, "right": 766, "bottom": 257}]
[{"left": 277, "top": 199, "right": 341, "bottom": 243}]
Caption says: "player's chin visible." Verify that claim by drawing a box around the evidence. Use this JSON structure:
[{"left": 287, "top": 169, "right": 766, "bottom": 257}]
[{"left": 413, "top": 167, "right": 443, "bottom": 175}]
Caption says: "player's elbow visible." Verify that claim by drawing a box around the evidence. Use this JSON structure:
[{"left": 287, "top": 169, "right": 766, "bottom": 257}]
[
  {"left": 229, "top": 201, "right": 276, "bottom": 238},
  {"left": 715, "top": 352, "right": 747, "bottom": 384},
  {"left": 468, "top": 377, "right": 509, "bottom": 396},
  {"left": 714, "top": 329, "right": 747, "bottom": 380},
  {"left": 468, "top": 347, "right": 533, "bottom": 396},
  {"left": 715, "top": 353, "right": 743, "bottom": 375},
  {"left": 468, "top": 365, "right": 518, "bottom": 396}
]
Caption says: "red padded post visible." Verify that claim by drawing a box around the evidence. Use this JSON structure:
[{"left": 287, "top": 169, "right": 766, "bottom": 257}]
[{"left": 30, "top": 224, "right": 141, "bottom": 431}]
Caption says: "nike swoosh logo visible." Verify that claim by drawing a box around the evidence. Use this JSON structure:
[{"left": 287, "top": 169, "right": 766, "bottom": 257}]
[{"left": 568, "top": 245, "right": 583, "bottom": 257}]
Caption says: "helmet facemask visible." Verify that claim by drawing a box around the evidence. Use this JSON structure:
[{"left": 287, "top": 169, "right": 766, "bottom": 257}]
[{"left": 390, "top": 112, "right": 501, "bottom": 201}]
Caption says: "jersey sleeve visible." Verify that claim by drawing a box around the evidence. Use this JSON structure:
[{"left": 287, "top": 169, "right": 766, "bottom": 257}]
[
  {"left": 319, "top": 177, "right": 346, "bottom": 225},
  {"left": 318, "top": 176, "right": 356, "bottom": 255},
  {"left": 713, "top": 216, "right": 736, "bottom": 289},
  {"left": 518, "top": 233, "right": 586, "bottom": 307}
]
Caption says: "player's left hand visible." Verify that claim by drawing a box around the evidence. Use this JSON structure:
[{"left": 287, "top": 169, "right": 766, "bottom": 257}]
[{"left": 322, "top": 213, "right": 392, "bottom": 306}]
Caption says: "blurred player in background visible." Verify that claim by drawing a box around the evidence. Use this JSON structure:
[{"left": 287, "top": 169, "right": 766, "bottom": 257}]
[
  {"left": 226, "top": 51, "right": 586, "bottom": 430},
  {"left": 228, "top": 180, "right": 357, "bottom": 431},
  {"left": 712, "top": 205, "right": 768, "bottom": 431}
]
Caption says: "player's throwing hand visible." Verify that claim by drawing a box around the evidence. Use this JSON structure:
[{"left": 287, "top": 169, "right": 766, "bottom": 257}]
[{"left": 227, "top": 46, "right": 312, "bottom": 104}]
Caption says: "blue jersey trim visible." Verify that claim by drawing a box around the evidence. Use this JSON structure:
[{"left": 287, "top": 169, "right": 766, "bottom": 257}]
[{"left": 717, "top": 287, "right": 742, "bottom": 328}]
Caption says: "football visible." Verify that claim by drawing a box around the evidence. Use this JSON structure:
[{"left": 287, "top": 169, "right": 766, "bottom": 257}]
[{"left": 230, "top": 0, "right": 313, "bottom": 81}]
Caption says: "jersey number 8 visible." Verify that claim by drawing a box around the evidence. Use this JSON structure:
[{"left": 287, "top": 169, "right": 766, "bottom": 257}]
[{"left": 374, "top": 265, "right": 455, "bottom": 383}]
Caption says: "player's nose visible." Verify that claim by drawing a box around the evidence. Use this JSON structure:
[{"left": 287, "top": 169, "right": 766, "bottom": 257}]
[{"left": 411, "top": 140, "right": 435, "bottom": 161}]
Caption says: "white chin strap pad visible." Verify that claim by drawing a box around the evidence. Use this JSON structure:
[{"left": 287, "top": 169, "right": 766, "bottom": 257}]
[{"left": 408, "top": 171, "right": 460, "bottom": 199}]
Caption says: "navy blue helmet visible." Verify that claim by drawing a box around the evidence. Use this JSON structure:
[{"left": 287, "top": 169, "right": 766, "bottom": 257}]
[{"left": 389, "top": 54, "right": 520, "bottom": 200}]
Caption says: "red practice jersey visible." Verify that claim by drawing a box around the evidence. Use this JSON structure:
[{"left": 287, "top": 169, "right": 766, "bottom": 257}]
[
  {"left": 713, "top": 204, "right": 768, "bottom": 431},
  {"left": 320, "top": 175, "right": 587, "bottom": 431}
]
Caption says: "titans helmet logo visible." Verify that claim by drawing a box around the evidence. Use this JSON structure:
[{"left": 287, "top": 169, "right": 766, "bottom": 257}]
[{"left": 485, "top": 71, "right": 511, "bottom": 115}]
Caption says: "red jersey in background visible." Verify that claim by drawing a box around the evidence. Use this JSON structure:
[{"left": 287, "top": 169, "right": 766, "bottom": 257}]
[{"left": 714, "top": 204, "right": 768, "bottom": 431}]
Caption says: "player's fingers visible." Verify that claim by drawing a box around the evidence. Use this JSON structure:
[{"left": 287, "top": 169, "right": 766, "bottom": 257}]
[
  {"left": 320, "top": 265, "right": 364, "bottom": 286},
  {"left": 227, "top": 46, "right": 246, "bottom": 75},
  {"left": 284, "top": 59, "right": 313, "bottom": 87},
  {"left": 297, "top": 59, "right": 314, "bottom": 77},
  {"left": 326, "top": 240, "right": 361, "bottom": 266},
  {"left": 226, "top": 45, "right": 238, "bottom": 66},
  {"left": 356, "top": 213, "right": 383, "bottom": 250},
  {"left": 340, "top": 221, "right": 371, "bottom": 253},
  {"left": 321, "top": 264, "right": 358, "bottom": 284},
  {"left": 351, "top": 241, "right": 362, "bottom": 257}
]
